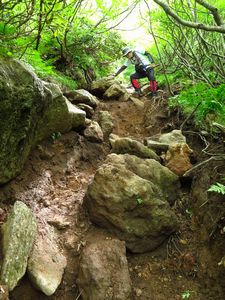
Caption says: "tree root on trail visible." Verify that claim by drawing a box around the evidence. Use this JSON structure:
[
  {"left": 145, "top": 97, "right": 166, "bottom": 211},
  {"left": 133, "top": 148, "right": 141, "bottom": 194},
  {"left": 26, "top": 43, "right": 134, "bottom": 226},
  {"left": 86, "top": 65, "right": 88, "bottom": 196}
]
[{"left": 183, "top": 156, "right": 225, "bottom": 177}]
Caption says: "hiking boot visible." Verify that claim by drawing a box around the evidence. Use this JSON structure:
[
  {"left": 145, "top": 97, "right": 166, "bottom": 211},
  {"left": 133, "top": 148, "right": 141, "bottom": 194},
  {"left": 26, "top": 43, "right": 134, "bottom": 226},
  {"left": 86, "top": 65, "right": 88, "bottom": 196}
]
[
  {"left": 151, "top": 91, "right": 158, "bottom": 97},
  {"left": 134, "top": 89, "right": 144, "bottom": 97}
]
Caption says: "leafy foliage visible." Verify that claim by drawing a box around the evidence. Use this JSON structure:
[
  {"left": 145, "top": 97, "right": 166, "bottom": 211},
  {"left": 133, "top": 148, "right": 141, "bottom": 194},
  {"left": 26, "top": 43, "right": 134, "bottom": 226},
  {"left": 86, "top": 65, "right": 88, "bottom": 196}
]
[
  {"left": 208, "top": 181, "right": 225, "bottom": 195},
  {"left": 0, "top": 0, "right": 126, "bottom": 88},
  {"left": 181, "top": 290, "right": 191, "bottom": 299},
  {"left": 169, "top": 83, "right": 225, "bottom": 128}
]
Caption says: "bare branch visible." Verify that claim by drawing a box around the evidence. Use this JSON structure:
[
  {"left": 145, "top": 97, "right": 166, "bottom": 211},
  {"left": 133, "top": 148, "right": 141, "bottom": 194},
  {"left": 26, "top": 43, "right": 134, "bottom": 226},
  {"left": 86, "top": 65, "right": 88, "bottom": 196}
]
[
  {"left": 152, "top": 0, "right": 225, "bottom": 33},
  {"left": 183, "top": 156, "right": 225, "bottom": 177},
  {"left": 196, "top": 0, "right": 224, "bottom": 26}
]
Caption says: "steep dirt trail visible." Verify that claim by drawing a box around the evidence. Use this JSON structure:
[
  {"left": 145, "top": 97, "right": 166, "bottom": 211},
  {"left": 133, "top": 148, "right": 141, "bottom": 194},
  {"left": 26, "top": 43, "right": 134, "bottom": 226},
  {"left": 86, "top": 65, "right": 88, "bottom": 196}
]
[{"left": 1, "top": 92, "right": 224, "bottom": 299}]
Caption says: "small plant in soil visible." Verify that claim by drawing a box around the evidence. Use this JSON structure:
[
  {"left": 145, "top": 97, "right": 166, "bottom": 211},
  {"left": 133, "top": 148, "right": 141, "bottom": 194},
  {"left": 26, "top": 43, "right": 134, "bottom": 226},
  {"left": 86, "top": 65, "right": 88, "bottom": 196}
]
[
  {"left": 181, "top": 290, "right": 192, "bottom": 299},
  {"left": 185, "top": 208, "right": 193, "bottom": 216},
  {"left": 208, "top": 179, "right": 225, "bottom": 195},
  {"left": 136, "top": 197, "right": 144, "bottom": 205},
  {"left": 51, "top": 132, "right": 61, "bottom": 142}
]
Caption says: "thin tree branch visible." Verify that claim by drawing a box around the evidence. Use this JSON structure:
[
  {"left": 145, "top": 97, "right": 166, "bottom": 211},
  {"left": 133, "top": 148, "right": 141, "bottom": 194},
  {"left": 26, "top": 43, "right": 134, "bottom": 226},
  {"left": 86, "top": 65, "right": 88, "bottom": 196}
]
[{"left": 152, "top": 0, "right": 225, "bottom": 33}]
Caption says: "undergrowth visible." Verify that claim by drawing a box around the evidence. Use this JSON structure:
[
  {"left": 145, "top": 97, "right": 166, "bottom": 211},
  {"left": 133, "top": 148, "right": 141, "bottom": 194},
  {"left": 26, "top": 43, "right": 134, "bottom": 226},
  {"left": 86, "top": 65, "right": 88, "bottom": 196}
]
[
  {"left": 169, "top": 82, "right": 225, "bottom": 129},
  {"left": 22, "top": 50, "right": 77, "bottom": 90}
]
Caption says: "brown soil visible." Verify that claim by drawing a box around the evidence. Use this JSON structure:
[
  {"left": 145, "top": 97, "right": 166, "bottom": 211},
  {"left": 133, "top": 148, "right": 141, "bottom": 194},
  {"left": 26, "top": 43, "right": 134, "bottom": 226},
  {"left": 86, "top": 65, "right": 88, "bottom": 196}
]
[{"left": 0, "top": 91, "right": 225, "bottom": 300}]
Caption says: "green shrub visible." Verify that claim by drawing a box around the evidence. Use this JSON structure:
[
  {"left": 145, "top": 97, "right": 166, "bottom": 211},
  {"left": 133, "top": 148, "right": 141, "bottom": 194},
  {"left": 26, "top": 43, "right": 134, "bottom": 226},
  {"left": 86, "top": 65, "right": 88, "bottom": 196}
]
[{"left": 169, "top": 83, "right": 225, "bottom": 128}]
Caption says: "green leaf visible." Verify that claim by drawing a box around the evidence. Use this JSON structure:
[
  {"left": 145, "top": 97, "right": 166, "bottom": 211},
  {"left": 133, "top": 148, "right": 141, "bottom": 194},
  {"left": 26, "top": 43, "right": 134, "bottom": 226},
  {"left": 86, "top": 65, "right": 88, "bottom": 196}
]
[
  {"left": 208, "top": 183, "right": 225, "bottom": 195},
  {"left": 136, "top": 197, "right": 143, "bottom": 205},
  {"left": 181, "top": 291, "right": 191, "bottom": 299}
]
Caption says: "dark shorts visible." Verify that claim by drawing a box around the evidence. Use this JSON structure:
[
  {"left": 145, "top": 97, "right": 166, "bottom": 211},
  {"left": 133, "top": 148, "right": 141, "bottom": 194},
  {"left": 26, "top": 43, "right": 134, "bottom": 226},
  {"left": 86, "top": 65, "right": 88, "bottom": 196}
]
[{"left": 130, "top": 65, "right": 155, "bottom": 81}]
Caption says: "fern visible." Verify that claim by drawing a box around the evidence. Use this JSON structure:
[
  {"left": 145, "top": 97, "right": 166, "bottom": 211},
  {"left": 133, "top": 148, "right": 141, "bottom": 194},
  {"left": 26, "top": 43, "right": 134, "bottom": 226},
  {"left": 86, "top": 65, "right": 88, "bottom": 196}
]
[{"left": 208, "top": 182, "right": 225, "bottom": 195}]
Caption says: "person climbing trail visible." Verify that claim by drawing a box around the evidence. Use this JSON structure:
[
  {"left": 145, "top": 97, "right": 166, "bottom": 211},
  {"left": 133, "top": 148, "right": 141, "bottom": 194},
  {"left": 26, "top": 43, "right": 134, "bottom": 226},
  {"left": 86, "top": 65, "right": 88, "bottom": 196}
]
[{"left": 114, "top": 46, "right": 158, "bottom": 97}]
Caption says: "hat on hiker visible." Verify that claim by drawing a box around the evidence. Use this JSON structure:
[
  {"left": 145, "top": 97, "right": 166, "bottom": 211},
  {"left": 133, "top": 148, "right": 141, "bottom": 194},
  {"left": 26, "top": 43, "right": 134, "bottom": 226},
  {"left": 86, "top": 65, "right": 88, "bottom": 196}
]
[{"left": 122, "top": 47, "right": 132, "bottom": 56}]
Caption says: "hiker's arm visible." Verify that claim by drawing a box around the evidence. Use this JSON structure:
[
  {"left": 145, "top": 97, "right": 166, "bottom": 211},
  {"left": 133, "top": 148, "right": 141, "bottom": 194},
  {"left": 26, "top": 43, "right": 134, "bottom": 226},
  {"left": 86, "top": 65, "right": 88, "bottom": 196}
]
[
  {"left": 114, "top": 65, "right": 127, "bottom": 77},
  {"left": 144, "top": 51, "right": 154, "bottom": 63}
]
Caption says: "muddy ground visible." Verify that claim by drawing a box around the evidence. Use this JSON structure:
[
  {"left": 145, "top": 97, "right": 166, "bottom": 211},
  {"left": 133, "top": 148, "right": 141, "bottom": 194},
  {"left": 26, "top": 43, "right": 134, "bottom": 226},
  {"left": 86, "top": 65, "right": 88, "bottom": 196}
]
[{"left": 0, "top": 90, "right": 225, "bottom": 300}]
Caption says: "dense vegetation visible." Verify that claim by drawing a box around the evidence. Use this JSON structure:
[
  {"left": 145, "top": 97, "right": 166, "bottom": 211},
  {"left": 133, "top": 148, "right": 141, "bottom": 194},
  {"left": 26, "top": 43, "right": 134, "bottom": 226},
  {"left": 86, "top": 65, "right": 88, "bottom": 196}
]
[{"left": 0, "top": 0, "right": 224, "bottom": 128}]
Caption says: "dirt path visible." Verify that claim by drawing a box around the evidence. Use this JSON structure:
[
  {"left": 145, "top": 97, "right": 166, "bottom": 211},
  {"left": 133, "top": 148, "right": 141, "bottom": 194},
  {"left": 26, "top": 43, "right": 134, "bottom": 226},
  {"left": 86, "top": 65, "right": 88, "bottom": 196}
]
[{"left": 1, "top": 92, "right": 224, "bottom": 299}]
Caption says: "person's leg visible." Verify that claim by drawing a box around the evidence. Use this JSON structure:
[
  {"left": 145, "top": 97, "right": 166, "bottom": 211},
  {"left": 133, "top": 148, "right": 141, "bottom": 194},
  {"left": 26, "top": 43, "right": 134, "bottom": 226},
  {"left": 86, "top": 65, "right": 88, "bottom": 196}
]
[
  {"left": 130, "top": 66, "right": 146, "bottom": 93},
  {"left": 146, "top": 68, "right": 157, "bottom": 95},
  {"left": 130, "top": 72, "right": 145, "bottom": 92}
]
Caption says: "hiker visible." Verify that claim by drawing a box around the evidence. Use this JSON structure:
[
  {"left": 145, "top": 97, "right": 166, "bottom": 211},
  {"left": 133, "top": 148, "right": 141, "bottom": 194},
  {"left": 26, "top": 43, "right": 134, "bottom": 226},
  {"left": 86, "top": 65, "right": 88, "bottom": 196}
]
[{"left": 114, "top": 46, "right": 157, "bottom": 96}]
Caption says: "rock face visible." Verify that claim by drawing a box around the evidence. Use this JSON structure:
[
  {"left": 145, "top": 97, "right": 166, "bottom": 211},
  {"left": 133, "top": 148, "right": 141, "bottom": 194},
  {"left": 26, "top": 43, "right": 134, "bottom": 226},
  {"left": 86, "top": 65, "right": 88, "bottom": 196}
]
[
  {"left": 27, "top": 227, "right": 67, "bottom": 296},
  {"left": 109, "top": 134, "right": 160, "bottom": 161},
  {"left": 0, "top": 58, "right": 85, "bottom": 184},
  {"left": 84, "top": 154, "right": 179, "bottom": 253},
  {"left": 77, "top": 238, "right": 132, "bottom": 300},
  {"left": 0, "top": 201, "right": 37, "bottom": 291}
]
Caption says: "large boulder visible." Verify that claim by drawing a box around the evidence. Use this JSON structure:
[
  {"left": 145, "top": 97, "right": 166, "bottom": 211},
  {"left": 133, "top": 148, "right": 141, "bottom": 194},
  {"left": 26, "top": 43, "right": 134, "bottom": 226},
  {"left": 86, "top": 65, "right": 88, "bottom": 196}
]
[
  {"left": 0, "top": 58, "right": 85, "bottom": 184},
  {"left": 109, "top": 134, "right": 160, "bottom": 161},
  {"left": 77, "top": 238, "right": 132, "bottom": 300},
  {"left": 84, "top": 154, "right": 179, "bottom": 253},
  {"left": 27, "top": 227, "right": 67, "bottom": 296},
  {"left": 0, "top": 201, "right": 37, "bottom": 291}
]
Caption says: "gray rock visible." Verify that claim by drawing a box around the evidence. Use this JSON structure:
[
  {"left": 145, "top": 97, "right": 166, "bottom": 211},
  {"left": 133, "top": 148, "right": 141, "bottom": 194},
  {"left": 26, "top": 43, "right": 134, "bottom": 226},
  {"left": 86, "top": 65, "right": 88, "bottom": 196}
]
[
  {"left": 77, "top": 238, "right": 132, "bottom": 300},
  {"left": 103, "top": 83, "right": 127, "bottom": 100},
  {"left": 159, "top": 129, "right": 186, "bottom": 144},
  {"left": 90, "top": 77, "right": 120, "bottom": 96},
  {"left": 77, "top": 103, "right": 95, "bottom": 119},
  {"left": 0, "top": 58, "right": 85, "bottom": 184},
  {"left": 98, "top": 111, "right": 114, "bottom": 138},
  {"left": 84, "top": 120, "right": 104, "bottom": 143},
  {"left": 28, "top": 227, "right": 67, "bottom": 296},
  {"left": 144, "top": 130, "right": 187, "bottom": 153},
  {"left": 0, "top": 201, "right": 37, "bottom": 291},
  {"left": 44, "top": 81, "right": 62, "bottom": 99},
  {"left": 84, "top": 154, "right": 179, "bottom": 253},
  {"left": 64, "top": 89, "right": 99, "bottom": 108},
  {"left": 109, "top": 134, "right": 159, "bottom": 161},
  {"left": 66, "top": 99, "right": 86, "bottom": 128},
  {"left": 130, "top": 97, "right": 144, "bottom": 108},
  {"left": 118, "top": 92, "right": 130, "bottom": 102},
  {"left": 144, "top": 140, "right": 169, "bottom": 152},
  {"left": 105, "top": 153, "right": 180, "bottom": 205}
]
